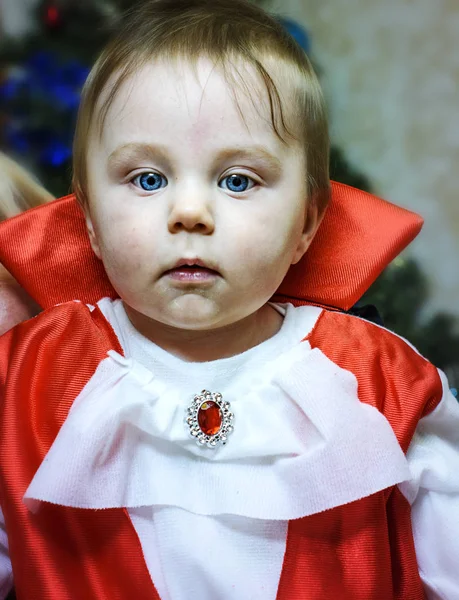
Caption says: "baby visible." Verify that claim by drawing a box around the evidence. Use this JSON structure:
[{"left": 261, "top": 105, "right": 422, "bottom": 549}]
[{"left": 0, "top": 1, "right": 458, "bottom": 599}]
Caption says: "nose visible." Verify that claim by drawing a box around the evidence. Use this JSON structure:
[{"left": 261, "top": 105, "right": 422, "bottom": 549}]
[{"left": 167, "top": 185, "right": 214, "bottom": 234}]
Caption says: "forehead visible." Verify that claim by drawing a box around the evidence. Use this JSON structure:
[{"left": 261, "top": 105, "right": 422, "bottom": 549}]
[{"left": 93, "top": 57, "right": 292, "bottom": 155}]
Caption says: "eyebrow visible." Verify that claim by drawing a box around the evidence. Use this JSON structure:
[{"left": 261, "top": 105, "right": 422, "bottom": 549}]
[
  {"left": 214, "top": 146, "right": 282, "bottom": 173},
  {"left": 107, "top": 143, "right": 169, "bottom": 168},
  {"left": 107, "top": 142, "right": 282, "bottom": 173}
]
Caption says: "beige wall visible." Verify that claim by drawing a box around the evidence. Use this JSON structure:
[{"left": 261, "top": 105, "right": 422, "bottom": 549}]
[{"left": 268, "top": 0, "right": 459, "bottom": 318}]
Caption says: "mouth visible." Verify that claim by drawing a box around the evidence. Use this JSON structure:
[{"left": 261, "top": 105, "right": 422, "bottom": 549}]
[{"left": 162, "top": 259, "right": 220, "bottom": 282}]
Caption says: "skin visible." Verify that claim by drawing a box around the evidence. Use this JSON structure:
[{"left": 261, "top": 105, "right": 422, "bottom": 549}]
[
  {"left": 84, "top": 58, "right": 322, "bottom": 362},
  {"left": 0, "top": 266, "right": 40, "bottom": 335}
]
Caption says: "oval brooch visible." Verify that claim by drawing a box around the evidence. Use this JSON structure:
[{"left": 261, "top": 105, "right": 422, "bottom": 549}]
[{"left": 186, "top": 390, "right": 234, "bottom": 448}]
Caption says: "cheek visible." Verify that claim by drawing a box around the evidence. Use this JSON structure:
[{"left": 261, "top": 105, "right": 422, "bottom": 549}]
[
  {"left": 230, "top": 207, "right": 304, "bottom": 268},
  {"left": 92, "top": 215, "right": 149, "bottom": 279}
]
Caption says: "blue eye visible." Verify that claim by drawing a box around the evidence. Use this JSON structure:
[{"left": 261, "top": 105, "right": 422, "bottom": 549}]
[
  {"left": 133, "top": 172, "right": 167, "bottom": 191},
  {"left": 219, "top": 174, "right": 254, "bottom": 193}
]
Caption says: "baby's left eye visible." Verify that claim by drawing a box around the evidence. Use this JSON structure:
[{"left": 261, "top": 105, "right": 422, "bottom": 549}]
[{"left": 219, "top": 174, "right": 255, "bottom": 193}]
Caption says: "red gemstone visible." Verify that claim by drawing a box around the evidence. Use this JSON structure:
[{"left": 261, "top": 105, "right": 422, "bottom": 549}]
[{"left": 198, "top": 401, "right": 222, "bottom": 436}]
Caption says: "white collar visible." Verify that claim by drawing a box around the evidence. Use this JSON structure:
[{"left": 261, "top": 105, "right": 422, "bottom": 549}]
[{"left": 25, "top": 327, "right": 410, "bottom": 519}]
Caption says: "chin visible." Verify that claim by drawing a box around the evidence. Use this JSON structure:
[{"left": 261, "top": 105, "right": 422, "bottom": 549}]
[
  {"left": 164, "top": 310, "right": 222, "bottom": 331},
  {"left": 160, "top": 297, "right": 232, "bottom": 331}
]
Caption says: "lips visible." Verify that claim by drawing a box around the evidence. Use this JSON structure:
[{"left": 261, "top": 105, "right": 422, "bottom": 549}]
[{"left": 162, "top": 258, "right": 220, "bottom": 281}]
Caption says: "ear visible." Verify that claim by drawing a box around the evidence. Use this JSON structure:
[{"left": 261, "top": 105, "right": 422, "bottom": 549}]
[
  {"left": 291, "top": 197, "right": 326, "bottom": 265},
  {"left": 83, "top": 207, "right": 102, "bottom": 260}
]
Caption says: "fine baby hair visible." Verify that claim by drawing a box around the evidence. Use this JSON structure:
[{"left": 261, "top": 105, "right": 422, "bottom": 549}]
[{"left": 0, "top": 1, "right": 458, "bottom": 599}]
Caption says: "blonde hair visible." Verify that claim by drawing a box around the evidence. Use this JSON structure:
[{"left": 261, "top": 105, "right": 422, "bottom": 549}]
[
  {"left": 0, "top": 153, "right": 54, "bottom": 221},
  {"left": 73, "top": 0, "right": 330, "bottom": 211}
]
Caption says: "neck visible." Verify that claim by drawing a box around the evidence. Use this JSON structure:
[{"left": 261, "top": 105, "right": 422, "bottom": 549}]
[{"left": 123, "top": 303, "right": 283, "bottom": 362}]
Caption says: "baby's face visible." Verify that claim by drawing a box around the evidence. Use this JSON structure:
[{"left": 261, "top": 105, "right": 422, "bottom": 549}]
[{"left": 84, "top": 58, "right": 318, "bottom": 332}]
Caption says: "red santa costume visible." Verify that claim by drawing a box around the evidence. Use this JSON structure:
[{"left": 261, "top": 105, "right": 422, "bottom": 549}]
[{"left": 0, "top": 182, "right": 457, "bottom": 600}]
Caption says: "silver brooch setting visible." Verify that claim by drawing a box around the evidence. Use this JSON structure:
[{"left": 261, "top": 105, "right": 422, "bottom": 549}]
[{"left": 185, "top": 390, "right": 234, "bottom": 448}]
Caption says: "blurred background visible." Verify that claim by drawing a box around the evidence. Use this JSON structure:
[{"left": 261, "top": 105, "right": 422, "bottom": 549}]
[{"left": 0, "top": 0, "right": 458, "bottom": 387}]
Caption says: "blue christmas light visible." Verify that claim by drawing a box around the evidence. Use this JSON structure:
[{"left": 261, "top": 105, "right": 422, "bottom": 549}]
[
  {"left": 49, "top": 83, "right": 81, "bottom": 110},
  {"left": 25, "top": 50, "right": 55, "bottom": 73},
  {"left": 41, "top": 141, "right": 72, "bottom": 167},
  {"left": 60, "top": 61, "right": 90, "bottom": 87},
  {"left": 278, "top": 17, "right": 310, "bottom": 53}
]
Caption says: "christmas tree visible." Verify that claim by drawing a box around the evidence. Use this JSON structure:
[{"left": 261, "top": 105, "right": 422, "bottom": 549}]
[
  {"left": 0, "top": 0, "right": 121, "bottom": 196},
  {"left": 1, "top": 0, "right": 457, "bottom": 390}
]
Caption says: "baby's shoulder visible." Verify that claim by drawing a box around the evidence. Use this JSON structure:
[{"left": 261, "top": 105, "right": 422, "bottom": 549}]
[
  {"left": 308, "top": 307, "right": 429, "bottom": 371},
  {"left": 307, "top": 309, "right": 442, "bottom": 434}
]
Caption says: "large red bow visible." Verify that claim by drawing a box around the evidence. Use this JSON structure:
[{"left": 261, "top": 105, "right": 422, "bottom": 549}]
[{"left": 0, "top": 182, "right": 423, "bottom": 311}]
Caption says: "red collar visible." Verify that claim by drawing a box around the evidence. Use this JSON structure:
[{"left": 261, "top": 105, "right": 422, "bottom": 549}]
[{"left": 0, "top": 181, "right": 422, "bottom": 311}]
